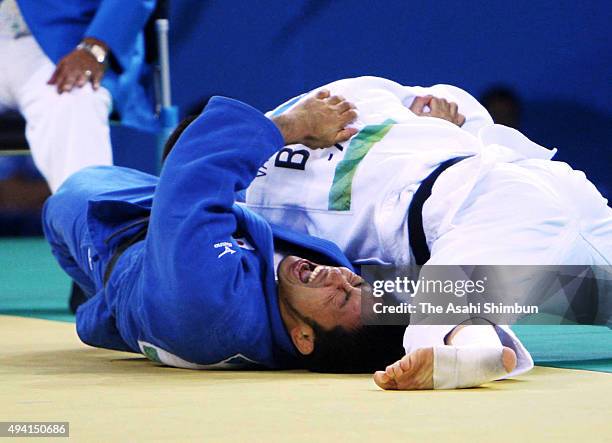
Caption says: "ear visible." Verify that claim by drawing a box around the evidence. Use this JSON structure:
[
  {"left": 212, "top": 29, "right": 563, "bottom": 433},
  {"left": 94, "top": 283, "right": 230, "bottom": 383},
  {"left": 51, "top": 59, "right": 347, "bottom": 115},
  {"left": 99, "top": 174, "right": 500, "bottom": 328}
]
[{"left": 290, "top": 324, "right": 315, "bottom": 355}]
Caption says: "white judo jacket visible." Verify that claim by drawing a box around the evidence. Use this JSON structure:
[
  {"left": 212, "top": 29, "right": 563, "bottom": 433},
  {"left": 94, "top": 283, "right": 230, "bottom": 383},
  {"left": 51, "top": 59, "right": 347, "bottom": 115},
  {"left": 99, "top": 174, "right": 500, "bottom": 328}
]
[
  {"left": 247, "top": 76, "right": 557, "bottom": 266},
  {"left": 246, "top": 76, "right": 612, "bottom": 379}
]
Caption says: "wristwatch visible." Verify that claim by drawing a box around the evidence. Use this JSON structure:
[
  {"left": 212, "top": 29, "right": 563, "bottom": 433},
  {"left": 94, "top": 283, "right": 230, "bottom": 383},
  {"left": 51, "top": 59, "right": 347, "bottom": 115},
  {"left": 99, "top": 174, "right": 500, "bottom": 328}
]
[{"left": 77, "top": 42, "right": 108, "bottom": 64}]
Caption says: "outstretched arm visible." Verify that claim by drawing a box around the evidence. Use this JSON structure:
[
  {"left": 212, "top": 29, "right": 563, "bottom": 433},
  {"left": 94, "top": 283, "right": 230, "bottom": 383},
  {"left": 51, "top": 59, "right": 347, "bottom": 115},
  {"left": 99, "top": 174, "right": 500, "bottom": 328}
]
[{"left": 116, "top": 93, "right": 356, "bottom": 362}]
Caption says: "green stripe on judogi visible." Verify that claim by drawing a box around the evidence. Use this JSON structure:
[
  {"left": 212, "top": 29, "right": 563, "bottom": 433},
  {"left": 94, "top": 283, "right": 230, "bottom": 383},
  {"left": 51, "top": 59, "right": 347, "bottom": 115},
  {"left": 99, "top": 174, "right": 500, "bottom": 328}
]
[{"left": 328, "top": 119, "right": 395, "bottom": 211}]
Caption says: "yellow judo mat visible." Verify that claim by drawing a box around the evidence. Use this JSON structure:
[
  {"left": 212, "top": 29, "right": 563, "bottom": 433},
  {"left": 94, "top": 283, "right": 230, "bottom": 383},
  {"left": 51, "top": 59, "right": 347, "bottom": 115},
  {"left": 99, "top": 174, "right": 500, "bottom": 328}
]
[{"left": 1, "top": 316, "right": 611, "bottom": 442}]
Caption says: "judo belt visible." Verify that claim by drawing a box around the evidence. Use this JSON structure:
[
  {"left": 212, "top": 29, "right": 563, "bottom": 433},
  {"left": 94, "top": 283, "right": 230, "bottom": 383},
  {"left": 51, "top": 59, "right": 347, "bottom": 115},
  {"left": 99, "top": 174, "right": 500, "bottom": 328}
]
[
  {"left": 103, "top": 217, "right": 150, "bottom": 286},
  {"left": 408, "top": 156, "right": 470, "bottom": 265}
]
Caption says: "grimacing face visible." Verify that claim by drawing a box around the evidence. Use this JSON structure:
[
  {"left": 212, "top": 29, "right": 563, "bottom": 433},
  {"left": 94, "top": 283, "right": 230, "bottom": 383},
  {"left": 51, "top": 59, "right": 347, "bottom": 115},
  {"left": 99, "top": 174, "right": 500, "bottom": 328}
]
[{"left": 277, "top": 256, "right": 363, "bottom": 332}]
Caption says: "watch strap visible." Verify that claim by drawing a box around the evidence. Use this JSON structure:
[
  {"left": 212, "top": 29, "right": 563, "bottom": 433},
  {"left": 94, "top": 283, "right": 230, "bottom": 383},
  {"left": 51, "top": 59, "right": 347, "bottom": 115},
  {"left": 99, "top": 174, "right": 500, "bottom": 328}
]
[{"left": 77, "top": 42, "right": 107, "bottom": 64}]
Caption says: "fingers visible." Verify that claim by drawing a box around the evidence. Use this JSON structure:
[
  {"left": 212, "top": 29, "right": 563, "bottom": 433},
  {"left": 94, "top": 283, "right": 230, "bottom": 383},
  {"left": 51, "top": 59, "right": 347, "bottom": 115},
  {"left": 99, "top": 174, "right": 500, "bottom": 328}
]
[
  {"left": 47, "top": 50, "right": 105, "bottom": 93},
  {"left": 326, "top": 94, "right": 345, "bottom": 105},
  {"left": 50, "top": 58, "right": 77, "bottom": 93},
  {"left": 50, "top": 65, "right": 78, "bottom": 93},
  {"left": 51, "top": 67, "right": 102, "bottom": 93},
  {"left": 47, "top": 65, "right": 61, "bottom": 85},
  {"left": 48, "top": 62, "right": 69, "bottom": 92},
  {"left": 429, "top": 97, "right": 447, "bottom": 115},
  {"left": 409, "top": 95, "right": 433, "bottom": 115},
  {"left": 442, "top": 100, "right": 464, "bottom": 127},
  {"left": 333, "top": 102, "right": 357, "bottom": 143},
  {"left": 61, "top": 72, "right": 80, "bottom": 93},
  {"left": 55, "top": 74, "right": 69, "bottom": 93},
  {"left": 316, "top": 90, "right": 353, "bottom": 112},
  {"left": 448, "top": 101, "right": 465, "bottom": 127},
  {"left": 334, "top": 127, "right": 358, "bottom": 144},
  {"left": 290, "top": 91, "right": 358, "bottom": 148},
  {"left": 91, "top": 69, "right": 103, "bottom": 90},
  {"left": 334, "top": 100, "right": 353, "bottom": 113},
  {"left": 415, "top": 96, "right": 465, "bottom": 127},
  {"left": 456, "top": 113, "right": 466, "bottom": 127},
  {"left": 340, "top": 109, "right": 357, "bottom": 125},
  {"left": 338, "top": 106, "right": 357, "bottom": 121},
  {"left": 53, "top": 69, "right": 69, "bottom": 93},
  {"left": 76, "top": 73, "right": 88, "bottom": 87}
]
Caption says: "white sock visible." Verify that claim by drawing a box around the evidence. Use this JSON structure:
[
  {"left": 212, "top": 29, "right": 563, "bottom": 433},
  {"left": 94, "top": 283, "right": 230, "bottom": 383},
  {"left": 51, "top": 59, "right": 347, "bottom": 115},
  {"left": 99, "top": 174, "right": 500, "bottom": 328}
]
[{"left": 433, "top": 345, "right": 508, "bottom": 389}]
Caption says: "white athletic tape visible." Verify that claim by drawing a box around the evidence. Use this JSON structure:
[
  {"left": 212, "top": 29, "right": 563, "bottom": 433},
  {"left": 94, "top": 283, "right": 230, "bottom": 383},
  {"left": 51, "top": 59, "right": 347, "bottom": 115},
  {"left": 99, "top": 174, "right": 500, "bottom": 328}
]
[
  {"left": 449, "top": 325, "right": 502, "bottom": 347},
  {"left": 433, "top": 345, "right": 507, "bottom": 389}
]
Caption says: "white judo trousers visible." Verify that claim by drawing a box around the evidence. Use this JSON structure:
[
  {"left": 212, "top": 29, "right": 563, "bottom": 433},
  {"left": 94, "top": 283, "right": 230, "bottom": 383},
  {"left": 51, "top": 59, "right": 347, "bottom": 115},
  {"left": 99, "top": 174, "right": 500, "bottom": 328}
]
[
  {"left": 0, "top": 35, "right": 112, "bottom": 192},
  {"left": 246, "top": 76, "right": 612, "bottom": 378}
]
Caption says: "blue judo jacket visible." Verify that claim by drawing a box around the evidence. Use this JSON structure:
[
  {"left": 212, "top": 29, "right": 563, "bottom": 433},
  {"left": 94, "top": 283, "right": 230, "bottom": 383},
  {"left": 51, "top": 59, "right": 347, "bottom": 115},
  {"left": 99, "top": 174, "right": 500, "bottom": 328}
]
[{"left": 74, "top": 97, "right": 354, "bottom": 369}]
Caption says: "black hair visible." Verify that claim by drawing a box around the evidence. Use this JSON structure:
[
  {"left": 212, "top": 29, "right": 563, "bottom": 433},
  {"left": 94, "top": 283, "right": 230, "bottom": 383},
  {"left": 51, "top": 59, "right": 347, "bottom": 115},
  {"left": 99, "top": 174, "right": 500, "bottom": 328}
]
[
  {"left": 165, "top": 106, "right": 406, "bottom": 373},
  {"left": 162, "top": 95, "right": 219, "bottom": 162},
  {"left": 302, "top": 322, "right": 407, "bottom": 373},
  {"left": 162, "top": 114, "right": 199, "bottom": 162},
  {"left": 480, "top": 85, "right": 522, "bottom": 128},
  {"left": 480, "top": 86, "right": 521, "bottom": 109}
]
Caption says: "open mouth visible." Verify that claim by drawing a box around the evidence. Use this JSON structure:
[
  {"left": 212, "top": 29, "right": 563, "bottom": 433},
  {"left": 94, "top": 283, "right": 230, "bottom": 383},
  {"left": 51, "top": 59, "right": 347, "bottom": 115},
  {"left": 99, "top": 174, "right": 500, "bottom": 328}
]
[{"left": 291, "top": 260, "right": 329, "bottom": 285}]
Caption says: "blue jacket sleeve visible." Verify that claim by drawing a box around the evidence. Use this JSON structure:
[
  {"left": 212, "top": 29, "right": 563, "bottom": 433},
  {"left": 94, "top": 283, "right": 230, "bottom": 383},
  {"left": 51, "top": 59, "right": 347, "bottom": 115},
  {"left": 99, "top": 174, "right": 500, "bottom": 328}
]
[
  {"left": 85, "top": 0, "right": 155, "bottom": 71},
  {"left": 119, "top": 97, "right": 285, "bottom": 363}
]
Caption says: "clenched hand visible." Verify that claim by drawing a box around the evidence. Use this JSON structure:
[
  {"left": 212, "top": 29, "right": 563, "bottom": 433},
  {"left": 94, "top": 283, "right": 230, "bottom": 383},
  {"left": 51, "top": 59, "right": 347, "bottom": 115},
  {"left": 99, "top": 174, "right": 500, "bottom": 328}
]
[{"left": 410, "top": 95, "right": 466, "bottom": 127}]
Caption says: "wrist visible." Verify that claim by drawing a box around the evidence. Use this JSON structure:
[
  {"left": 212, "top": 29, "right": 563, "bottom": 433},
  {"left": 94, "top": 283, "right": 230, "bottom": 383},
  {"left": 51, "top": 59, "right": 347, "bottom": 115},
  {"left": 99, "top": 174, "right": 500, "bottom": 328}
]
[
  {"left": 271, "top": 114, "right": 303, "bottom": 146},
  {"left": 81, "top": 37, "right": 108, "bottom": 52},
  {"left": 77, "top": 38, "right": 108, "bottom": 64}
]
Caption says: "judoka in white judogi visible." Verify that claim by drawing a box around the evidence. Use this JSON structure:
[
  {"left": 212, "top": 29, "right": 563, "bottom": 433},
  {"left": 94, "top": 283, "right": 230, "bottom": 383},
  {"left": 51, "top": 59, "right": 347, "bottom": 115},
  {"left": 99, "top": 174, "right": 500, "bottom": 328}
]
[{"left": 246, "top": 76, "right": 612, "bottom": 384}]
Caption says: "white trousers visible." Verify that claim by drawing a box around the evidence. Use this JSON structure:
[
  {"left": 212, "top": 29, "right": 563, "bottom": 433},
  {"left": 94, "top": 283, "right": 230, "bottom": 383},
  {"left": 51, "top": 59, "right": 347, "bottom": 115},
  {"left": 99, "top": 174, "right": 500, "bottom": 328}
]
[{"left": 0, "top": 36, "right": 112, "bottom": 192}]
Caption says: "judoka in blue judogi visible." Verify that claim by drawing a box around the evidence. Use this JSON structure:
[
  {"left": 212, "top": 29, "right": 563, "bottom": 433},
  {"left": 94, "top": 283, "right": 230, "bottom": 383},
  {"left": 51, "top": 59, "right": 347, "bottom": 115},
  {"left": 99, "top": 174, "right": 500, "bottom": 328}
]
[{"left": 43, "top": 93, "right": 405, "bottom": 373}]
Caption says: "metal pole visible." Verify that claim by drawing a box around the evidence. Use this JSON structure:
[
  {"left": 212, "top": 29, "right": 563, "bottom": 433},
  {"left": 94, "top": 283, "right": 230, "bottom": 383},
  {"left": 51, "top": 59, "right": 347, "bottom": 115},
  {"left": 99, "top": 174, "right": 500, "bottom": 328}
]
[
  {"left": 156, "top": 18, "right": 172, "bottom": 109},
  {"left": 155, "top": 13, "right": 179, "bottom": 173}
]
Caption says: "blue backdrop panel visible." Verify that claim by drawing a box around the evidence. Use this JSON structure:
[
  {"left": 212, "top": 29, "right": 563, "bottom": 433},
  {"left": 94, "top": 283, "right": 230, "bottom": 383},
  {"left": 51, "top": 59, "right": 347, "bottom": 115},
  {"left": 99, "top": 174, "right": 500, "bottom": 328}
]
[{"left": 115, "top": 0, "right": 611, "bottom": 196}]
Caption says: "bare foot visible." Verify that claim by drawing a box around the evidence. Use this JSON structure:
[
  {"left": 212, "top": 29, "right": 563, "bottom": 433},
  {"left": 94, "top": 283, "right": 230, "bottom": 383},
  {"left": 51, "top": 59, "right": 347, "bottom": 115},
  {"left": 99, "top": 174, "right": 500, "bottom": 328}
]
[
  {"left": 373, "top": 347, "right": 434, "bottom": 390},
  {"left": 373, "top": 346, "right": 517, "bottom": 391}
]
